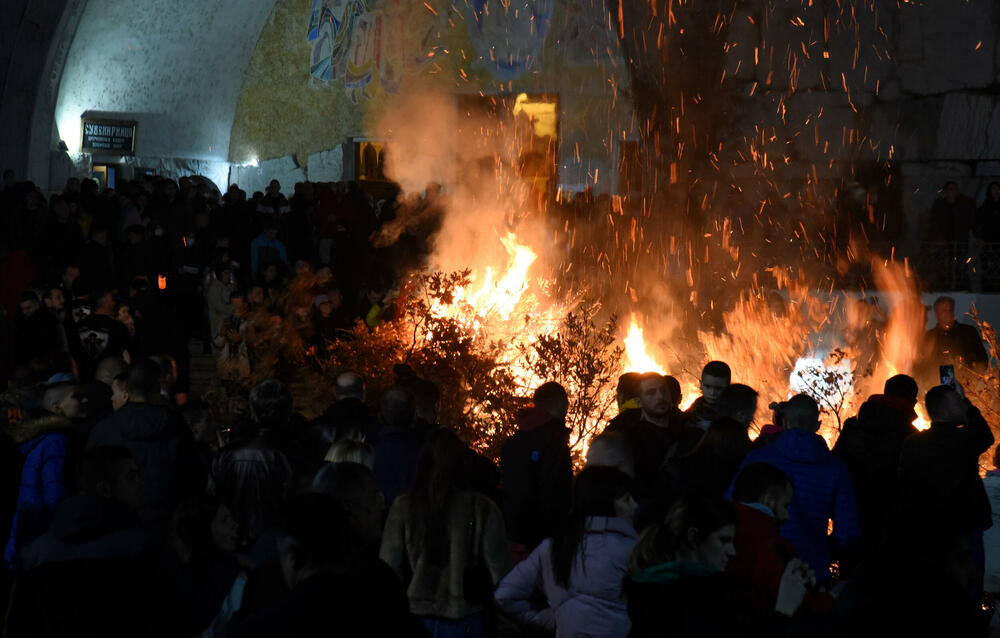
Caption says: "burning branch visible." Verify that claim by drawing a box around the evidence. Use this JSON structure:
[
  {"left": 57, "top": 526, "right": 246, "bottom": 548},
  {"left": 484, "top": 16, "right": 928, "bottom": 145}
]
[{"left": 518, "top": 307, "right": 624, "bottom": 462}]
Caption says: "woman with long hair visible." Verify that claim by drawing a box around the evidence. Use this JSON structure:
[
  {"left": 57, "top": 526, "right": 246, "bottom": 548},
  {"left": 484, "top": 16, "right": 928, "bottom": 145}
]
[
  {"left": 626, "top": 496, "right": 813, "bottom": 637},
  {"left": 380, "top": 429, "right": 509, "bottom": 638},
  {"left": 495, "top": 466, "right": 638, "bottom": 638}
]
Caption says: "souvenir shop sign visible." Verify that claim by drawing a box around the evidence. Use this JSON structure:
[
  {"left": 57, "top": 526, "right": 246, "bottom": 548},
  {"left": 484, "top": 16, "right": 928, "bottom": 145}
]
[{"left": 81, "top": 118, "right": 136, "bottom": 155}]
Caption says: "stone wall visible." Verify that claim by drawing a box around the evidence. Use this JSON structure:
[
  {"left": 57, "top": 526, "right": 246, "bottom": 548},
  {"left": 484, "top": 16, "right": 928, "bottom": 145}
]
[{"left": 720, "top": 0, "right": 1000, "bottom": 244}]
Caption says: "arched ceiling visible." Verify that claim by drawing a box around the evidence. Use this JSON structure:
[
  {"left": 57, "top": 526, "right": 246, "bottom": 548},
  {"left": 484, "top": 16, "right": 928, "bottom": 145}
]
[
  {"left": 54, "top": 0, "right": 278, "bottom": 161},
  {"left": 38, "top": 0, "right": 634, "bottom": 192}
]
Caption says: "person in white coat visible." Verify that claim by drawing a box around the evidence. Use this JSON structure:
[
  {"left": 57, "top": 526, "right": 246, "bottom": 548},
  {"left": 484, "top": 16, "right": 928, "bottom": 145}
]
[{"left": 495, "top": 466, "right": 638, "bottom": 638}]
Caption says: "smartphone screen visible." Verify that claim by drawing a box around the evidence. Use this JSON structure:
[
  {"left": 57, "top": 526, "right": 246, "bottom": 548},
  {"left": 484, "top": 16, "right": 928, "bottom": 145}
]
[{"left": 940, "top": 364, "right": 955, "bottom": 388}]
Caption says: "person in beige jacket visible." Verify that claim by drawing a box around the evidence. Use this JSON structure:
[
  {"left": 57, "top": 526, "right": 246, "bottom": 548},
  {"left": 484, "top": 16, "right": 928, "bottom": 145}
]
[{"left": 380, "top": 429, "right": 510, "bottom": 637}]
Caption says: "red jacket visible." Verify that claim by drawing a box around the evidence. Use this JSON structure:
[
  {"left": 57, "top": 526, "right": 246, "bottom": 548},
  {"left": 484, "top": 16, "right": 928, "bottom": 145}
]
[
  {"left": 727, "top": 503, "right": 796, "bottom": 621},
  {"left": 728, "top": 503, "right": 833, "bottom": 630}
]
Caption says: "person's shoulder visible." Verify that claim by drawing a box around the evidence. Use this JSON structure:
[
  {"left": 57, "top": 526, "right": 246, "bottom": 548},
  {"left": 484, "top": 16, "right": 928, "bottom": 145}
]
[
  {"left": 684, "top": 397, "right": 704, "bottom": 415},
  {"left": 606, "top": 408, "right": 641, "bottom": 433},
  {"left": 956, "top": 321, "right": 982, "bottom": 334},
  {"left": 466, "top": 490, "right": 502, "bottom": 516},
  {"left": 742, "top": 440, "right": 779, "bottom": 463}
]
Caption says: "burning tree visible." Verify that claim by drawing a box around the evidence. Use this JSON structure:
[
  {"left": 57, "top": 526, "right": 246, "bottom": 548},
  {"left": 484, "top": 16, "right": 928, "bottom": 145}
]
[
  {"left": 228, "top": 267, "right": 624, "bottom": 461},
  {"left": 790, "top": 348, "right": 855, "bottom": 435},
  {"left": 518, "top": 308, "right": 624, "bottom": 456}
]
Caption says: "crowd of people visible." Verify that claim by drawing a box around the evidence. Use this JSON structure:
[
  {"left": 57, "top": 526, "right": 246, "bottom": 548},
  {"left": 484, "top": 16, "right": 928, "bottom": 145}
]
[{"left": 0, "top": 169, "right": 999, "bottom": 637}]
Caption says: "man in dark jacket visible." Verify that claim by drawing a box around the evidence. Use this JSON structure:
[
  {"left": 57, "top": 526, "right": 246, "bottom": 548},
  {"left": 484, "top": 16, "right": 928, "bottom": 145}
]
[
  {"left": 834, "top": 374, "right": 921, "bottom": 567},
  {"left": 605, "top": 373, "right": 699, "bottom": 505},
  {"left": 899, "top": 384, "right": 994, "bottom": 591},
  {"left": 928, "top": 181, "right": 975, "bottom": 242},
  {"left": 924, "top": 296, "right": 988, "bottom": 369},
  {"left": 86, "top": 359, "right": 202, "bottom": 528},
  {"left": 209, "top": 378, "right": 293, "bottom": 551},
  {"left": 71, "top": 290, "right": 131, "bottom": 381},
  {"left": 501, "top": 382, "right": 573, "bottom": 561}
]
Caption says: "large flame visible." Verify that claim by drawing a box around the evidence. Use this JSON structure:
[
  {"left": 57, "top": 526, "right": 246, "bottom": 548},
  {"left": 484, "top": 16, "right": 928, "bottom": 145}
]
[
  {"left": 622, "top": 316, "right": 701, "bottom": 410},
  {"left": 623, "top": 317, "right": 666, "bottom": 374},
  {"left": 433, "top": 232, "right": 539, "bottom": 330}
]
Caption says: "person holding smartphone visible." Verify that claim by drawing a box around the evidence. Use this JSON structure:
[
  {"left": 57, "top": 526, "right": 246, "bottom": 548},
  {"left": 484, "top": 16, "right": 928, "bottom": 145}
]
[{"left": 898, "top": 378, "right": 995, "bottom": 595}]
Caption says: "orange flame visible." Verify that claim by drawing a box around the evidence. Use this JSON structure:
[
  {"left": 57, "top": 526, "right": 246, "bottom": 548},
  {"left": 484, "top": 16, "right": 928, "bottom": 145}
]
[
  {"left": 435, "top": 232, "right": 540, "bottom": 331},
  {"left": 623, "top": 316, "right": 666, "bottom": 374}
]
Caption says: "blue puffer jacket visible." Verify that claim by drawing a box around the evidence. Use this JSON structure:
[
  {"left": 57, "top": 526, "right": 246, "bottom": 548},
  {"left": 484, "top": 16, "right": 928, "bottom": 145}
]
[
  {"left": 373, "top": 424, "right": 422, "bottom": 508},
  {"left": 5, "top": 414, "right": 72, "bottom": 566},
  {"left": 727, "top": 428, "right": 860, "bottom": 581}
]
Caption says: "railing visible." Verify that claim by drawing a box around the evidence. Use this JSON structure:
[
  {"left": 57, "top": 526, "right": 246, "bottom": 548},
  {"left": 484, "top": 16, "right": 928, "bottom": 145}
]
[{"left": 913, "top": 241, "right": 1000, "bottom": 292}]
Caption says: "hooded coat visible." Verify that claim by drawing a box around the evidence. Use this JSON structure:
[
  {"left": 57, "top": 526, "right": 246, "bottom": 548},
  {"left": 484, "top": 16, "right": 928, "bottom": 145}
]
[
  {"left": 4, "top": 414, "right": 72, "bottom": 565},
  {"left": 500, "top": 407, "right": 573, "bottom": 549},
  {"left": 833, "top": 395, "right": 918, "bottom": 560},
  {"left": 728, "top": 429, "right": 860, "bottom": 582},
  {"left": 494, "top": 516, "right": 637, "bottom": 638}
]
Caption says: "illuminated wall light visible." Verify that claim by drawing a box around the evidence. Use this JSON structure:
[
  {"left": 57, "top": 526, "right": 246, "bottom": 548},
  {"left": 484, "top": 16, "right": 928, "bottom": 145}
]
[{"left": 56, "top": 111, "right": 84, "bottom": 153}]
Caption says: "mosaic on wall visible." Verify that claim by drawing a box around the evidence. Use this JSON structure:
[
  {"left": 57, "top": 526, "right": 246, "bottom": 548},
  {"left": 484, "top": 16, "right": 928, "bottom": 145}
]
[
  {"left": 306, "top": 0, "right": 447, "bottom": 101},
  {"left": 305, "top": 0, "right": 566, "bottom": 98},
  {"left": 229, "top": 0, "right": 632, "bottom": 168}
]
